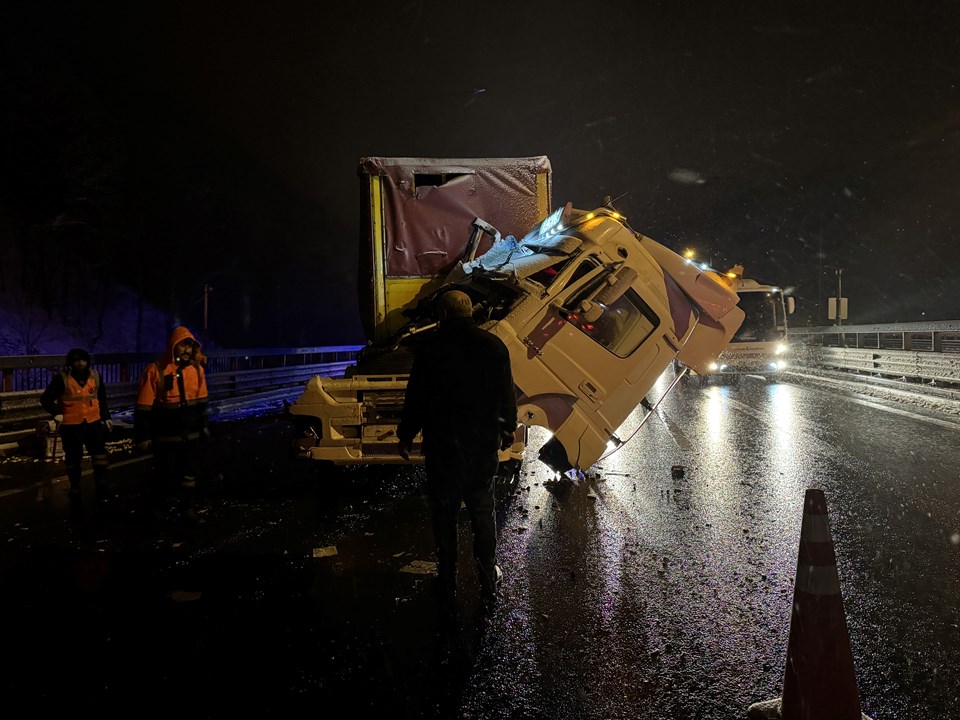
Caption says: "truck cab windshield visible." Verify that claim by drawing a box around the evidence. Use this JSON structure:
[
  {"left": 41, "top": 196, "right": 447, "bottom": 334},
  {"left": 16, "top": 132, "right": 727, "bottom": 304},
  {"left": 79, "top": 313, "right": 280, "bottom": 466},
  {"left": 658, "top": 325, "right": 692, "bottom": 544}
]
[{"left": 732, "top": 292, "right": 785, "bottom": 342}]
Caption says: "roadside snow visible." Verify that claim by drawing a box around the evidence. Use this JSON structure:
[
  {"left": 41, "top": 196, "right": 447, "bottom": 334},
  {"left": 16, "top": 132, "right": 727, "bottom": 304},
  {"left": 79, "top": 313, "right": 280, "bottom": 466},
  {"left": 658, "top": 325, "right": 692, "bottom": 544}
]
[{"left": 785, "top": 368, "right": 960, "bottom": 419}]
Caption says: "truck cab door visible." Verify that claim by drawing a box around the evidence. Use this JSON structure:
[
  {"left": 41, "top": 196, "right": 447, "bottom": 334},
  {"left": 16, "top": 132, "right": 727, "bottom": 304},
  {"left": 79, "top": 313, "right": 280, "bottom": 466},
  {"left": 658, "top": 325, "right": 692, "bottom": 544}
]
[{"left": 517, "top": 255, "right": 664, "bottom": 465}]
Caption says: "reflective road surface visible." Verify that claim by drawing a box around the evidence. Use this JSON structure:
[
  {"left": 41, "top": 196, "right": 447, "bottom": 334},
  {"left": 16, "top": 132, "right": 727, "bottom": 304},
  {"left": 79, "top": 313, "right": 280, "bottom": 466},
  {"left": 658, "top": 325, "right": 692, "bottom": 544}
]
[{"left": 0, "top": 371, "right": 957, "bottom": 718}]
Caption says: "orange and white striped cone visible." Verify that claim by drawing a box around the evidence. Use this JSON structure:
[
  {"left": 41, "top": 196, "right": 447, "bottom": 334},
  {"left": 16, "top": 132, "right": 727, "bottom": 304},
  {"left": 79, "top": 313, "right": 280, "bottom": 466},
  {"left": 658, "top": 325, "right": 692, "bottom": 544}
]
[{"left": 747, "top": 489, "right": 871, "bottom": 720}]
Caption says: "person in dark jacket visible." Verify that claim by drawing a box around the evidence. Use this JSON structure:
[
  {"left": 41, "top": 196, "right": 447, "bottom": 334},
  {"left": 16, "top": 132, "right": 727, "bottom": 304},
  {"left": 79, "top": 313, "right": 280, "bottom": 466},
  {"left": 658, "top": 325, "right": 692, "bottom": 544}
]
[
  {"left": 397, "top": 290, "right": 518, "bottom": 622},
  {"left": 40, "top": 347, "right": 113, "bottom": 507},
  {"left": 135, "top": 326, "right": 209, "bottom": 521}
]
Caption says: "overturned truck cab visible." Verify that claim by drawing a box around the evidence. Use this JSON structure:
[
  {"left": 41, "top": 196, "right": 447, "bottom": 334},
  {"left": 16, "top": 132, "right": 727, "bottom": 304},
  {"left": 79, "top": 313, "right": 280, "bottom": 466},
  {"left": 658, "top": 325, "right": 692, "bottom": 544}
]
[{"left": 289, "top": 199, "right": 744, "bottom": 474}]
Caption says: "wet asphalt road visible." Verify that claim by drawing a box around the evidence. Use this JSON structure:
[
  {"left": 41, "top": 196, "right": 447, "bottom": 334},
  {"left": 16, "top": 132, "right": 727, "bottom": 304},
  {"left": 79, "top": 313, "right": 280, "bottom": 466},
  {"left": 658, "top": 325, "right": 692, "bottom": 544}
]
[{"left": 1, "top": 372, "right": 958, "bottom": 718}]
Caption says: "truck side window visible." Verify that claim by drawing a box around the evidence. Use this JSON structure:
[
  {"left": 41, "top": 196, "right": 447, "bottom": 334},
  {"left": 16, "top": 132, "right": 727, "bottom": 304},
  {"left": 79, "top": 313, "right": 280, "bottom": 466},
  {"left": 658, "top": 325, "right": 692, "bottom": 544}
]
[
  {"left": 566, "top": 282, "right": 659, "bottom": 358},
  {"left": 556, "top": 258, "right": 601, "bottom": 295},
  {"left": 528, "top": 257, "right": 574, "bottom": 289}
]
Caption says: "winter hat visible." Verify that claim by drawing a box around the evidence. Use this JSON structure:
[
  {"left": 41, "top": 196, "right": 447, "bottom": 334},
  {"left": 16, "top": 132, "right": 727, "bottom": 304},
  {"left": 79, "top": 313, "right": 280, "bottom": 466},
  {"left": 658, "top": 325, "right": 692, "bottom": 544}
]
[{"left": 65, "top": 348, "right": 91, "bottom": 365}]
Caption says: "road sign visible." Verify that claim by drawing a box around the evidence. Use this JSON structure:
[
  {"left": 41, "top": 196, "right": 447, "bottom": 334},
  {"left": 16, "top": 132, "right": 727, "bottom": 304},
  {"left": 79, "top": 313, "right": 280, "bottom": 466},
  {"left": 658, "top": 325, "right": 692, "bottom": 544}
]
[{"left": 828, "top": 297, "right": 848, "bottom": 321}]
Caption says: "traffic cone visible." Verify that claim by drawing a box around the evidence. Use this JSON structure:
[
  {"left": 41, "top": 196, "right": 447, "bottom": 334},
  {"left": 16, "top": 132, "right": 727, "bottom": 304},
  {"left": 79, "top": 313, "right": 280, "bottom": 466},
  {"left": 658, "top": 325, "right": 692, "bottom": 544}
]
[{"left": 747, "top": 489, "right": 872, "bottom": 720}]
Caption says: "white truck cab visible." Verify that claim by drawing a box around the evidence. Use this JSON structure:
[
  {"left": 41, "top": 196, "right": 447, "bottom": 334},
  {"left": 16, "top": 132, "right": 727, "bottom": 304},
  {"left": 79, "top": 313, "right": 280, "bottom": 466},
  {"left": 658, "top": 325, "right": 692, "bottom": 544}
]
[{"left": 289, "top": 195, "right": 744, "bottom": 474}]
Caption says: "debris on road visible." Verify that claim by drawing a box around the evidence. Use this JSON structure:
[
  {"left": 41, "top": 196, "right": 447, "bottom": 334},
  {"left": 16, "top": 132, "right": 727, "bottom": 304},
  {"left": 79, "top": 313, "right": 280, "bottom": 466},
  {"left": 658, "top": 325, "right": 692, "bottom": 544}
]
[{"left": 399, "top": 560, "right": 436, "bottom": 575}]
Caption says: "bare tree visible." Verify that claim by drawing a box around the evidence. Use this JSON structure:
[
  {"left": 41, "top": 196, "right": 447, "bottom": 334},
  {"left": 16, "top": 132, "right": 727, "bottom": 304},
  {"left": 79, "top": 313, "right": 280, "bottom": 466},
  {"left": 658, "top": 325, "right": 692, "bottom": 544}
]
[{"left": 6, "top": 294, "right": 54, "bottom": 354}]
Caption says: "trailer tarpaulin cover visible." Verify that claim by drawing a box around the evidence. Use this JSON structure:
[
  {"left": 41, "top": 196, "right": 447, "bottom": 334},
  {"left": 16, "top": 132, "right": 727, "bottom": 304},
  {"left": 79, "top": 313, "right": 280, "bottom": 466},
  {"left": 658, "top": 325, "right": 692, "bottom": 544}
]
[{"left": 359, "top": 156, "right": 551, "bottom": 279}]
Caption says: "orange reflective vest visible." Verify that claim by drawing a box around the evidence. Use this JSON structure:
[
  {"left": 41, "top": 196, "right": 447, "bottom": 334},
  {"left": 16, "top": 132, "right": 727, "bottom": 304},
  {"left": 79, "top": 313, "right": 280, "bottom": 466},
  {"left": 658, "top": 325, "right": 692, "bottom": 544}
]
[
  {"left": 136, "top": 361, "right": 208, "bottom": 409},
  {"left": 60, "top": 369, "right": 102, "bottom": 425}
]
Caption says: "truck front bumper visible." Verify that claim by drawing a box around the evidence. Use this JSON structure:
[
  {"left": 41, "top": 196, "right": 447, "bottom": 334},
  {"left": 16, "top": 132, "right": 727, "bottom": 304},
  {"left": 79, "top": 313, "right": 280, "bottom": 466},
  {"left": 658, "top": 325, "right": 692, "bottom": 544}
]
[{"left": 292, "top": 440, "right": 523, "bottom": 467}]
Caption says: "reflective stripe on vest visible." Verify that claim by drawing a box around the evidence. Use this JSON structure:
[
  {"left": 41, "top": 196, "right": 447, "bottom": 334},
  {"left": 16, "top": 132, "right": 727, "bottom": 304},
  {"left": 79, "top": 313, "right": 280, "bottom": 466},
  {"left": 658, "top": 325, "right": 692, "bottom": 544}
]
[
  {"left": 156, "top": 362, "right": 207, "bottom": 404},
  {"left": 61, "top": 369, "right": 101, "bottom": 425}
]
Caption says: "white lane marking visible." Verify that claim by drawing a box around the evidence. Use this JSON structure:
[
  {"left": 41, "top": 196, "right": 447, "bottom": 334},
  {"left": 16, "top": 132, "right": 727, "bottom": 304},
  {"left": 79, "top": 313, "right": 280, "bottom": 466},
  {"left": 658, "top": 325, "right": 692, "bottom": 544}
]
[
  {"left": 0, "top": 453, "right": 152, "bottom": 499},
  {"left": 655, "top": 408, "right": 693, "bottom": 450},
  {"left": 784, "top": 373, "right": 960, "bottom": 431},
  {"left": 0, "top": 481, "right": 64, "bottom": 499},
  {"left": 842, "top": 396, "right": 960, "bottom": 431},
  {"left": 725, "top": 389, "right": 960, "bottom": 434},
  {"left": 723, "top": 396, "right": 812, "bottom": 432},
  {"left": 790, "top": 380, "right": 960, "bottom": 431}
]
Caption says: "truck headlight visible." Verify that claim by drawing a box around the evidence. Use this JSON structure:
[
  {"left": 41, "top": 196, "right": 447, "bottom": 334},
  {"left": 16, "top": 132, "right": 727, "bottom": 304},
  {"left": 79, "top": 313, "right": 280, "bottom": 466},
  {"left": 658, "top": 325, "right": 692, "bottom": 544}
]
[
  {"left": 708, "top": 361, "right": 719, "bottom": 371},
  {"left": 776, "top": 343, "right": 787, "bottom": 355}
]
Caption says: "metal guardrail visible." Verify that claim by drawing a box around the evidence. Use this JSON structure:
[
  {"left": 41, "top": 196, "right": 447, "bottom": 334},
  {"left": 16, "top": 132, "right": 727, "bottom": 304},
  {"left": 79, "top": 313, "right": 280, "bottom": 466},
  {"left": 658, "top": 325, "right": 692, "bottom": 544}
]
[
  {"left": 789, "top": 321, "right": 960, "bottom": 386},
  {"left": 0, "top": 345, "right": 363, "bottom": 392},
  {"left": 6, "top": 322, "right": 959, "bottom": 431},
  {"left": 0, "top": 345, "right": 363, "bottom": 431}
]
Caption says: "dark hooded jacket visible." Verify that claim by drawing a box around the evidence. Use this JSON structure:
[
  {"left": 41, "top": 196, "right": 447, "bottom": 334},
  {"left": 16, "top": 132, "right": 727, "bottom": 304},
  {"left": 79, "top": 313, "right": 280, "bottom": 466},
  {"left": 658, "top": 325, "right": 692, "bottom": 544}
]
[
  {"left": 135, "top": 326, "right": 209, "bottom": 443},
  {"left": 397, "top": 317, "right": 517, "bottom": 468}
]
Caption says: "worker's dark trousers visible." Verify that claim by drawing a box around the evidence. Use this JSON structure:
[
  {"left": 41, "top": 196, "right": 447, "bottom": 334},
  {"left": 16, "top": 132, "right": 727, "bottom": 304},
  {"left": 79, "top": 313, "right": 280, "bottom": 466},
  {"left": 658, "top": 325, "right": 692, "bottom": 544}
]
[
  {"left": 59, "top": 421, "right": 109, "bottom": 496},
  {"left": 425, "top": 451, "right": 499, "bottom": 598},
  {"left": 152, "top": 438, "right": 200, "bottom": 512}
]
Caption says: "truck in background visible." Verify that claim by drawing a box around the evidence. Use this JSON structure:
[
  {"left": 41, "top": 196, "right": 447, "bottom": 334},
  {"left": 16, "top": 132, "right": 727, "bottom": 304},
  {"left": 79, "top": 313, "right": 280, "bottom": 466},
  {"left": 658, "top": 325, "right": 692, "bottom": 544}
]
[
  {"left": 684, "top": 264, "right": 795, "bottom": 386},
  {"left": 288, "top": 157, "right": 745, "bottom": 475}
]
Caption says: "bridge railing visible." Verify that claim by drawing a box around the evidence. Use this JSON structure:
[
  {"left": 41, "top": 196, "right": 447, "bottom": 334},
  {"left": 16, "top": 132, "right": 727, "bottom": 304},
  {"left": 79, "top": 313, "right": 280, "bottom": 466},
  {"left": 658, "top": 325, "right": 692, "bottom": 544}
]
[
  {"left": 789, "top": 321, "right": 960, "bottom": 386},
  {"left": 0, "top": 345, "right": 363, "bottom": 431},
  {"left": 6, "top": 322, "right": 960, "bottom": 432}
]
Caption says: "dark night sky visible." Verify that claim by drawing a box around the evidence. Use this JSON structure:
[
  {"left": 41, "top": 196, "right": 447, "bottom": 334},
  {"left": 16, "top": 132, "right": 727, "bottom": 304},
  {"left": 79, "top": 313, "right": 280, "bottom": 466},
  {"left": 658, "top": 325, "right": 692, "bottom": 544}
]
[{"left": 3, "top": 1, "right": 960, "bottom": 348}]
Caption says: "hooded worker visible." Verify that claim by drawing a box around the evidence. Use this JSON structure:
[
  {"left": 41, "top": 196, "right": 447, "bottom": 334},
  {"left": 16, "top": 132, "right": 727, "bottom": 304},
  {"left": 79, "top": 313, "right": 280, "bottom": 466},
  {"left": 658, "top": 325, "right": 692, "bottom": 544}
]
[
  {"left": 40, "top": 347, "right": 113, "bottom": 507},
  {"left": 135, "top": 326, "right": 209, "bottom": 521}
]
